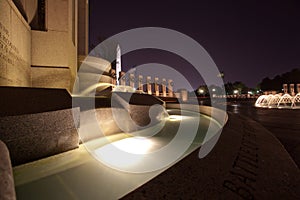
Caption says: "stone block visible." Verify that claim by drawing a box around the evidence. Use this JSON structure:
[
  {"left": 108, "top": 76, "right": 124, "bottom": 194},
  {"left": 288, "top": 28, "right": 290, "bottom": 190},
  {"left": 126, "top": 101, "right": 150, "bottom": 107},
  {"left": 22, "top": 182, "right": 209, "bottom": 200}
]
[
  {"left": 0, "top": 86, "right": 73, "bottom": 117},
  {"left": 47, "top": 0, "right": 68, "bottom": 32},
  {"left": 0, "top": 87, "right": 79, "bottom": 166},
  {"left": 0, "top": 108, "right": 80, "bottom": 166},
  {"left": 31, "top": 67, "right": 71, "bottom": 90},
  {"left": 31, "top": 30, "right": 68, "bottom": 67}
]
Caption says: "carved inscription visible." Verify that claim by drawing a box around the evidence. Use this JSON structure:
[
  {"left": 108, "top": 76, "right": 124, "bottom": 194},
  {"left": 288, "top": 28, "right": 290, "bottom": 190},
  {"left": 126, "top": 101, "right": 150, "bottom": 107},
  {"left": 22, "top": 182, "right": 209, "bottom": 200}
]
[
  {"left": 0, "top": 22, "right": 28, "bottom": 83},
  {"left": 223, "top": 122, "right": 259, "bottom": 200}
]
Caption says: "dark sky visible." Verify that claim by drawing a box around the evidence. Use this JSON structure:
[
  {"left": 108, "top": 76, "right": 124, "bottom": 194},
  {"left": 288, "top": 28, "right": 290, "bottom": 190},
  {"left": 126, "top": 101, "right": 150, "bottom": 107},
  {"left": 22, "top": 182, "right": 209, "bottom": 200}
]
[{"left": 89, "top": 0, "right": 300, "bottom": 89}]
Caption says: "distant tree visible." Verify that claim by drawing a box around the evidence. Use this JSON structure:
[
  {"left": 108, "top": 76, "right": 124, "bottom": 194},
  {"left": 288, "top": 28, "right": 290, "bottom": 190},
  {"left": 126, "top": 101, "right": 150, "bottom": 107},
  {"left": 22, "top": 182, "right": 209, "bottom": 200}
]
[
  {"left": 224, "top": 82, "right": 234, "bottom": 94},
  {"left": 233, "top": 81, "right": 248, "bottom": 94},
  {"left": 259, "top": 68, "right": 300, "bottom": 92},
  {"left": 260, "top": 77, "right": 273, "bottom": 91}
]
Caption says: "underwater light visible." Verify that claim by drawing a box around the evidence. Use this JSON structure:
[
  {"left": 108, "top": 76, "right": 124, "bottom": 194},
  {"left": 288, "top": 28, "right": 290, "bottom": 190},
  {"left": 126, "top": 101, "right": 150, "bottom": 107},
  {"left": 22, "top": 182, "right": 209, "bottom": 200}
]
[
  {"left": 168, "top": 115, "right": 183, "bottom": 121},
  {"left": 94, "top": 137, "right": 154, "bottom": 170}
]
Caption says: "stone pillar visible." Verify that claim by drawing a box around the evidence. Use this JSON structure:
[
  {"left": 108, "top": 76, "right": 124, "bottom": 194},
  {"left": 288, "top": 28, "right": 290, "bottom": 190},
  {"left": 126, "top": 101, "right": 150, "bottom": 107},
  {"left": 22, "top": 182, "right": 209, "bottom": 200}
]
[
  {"left": 138, "top": 75, "right": 143, "bottom": 91},
  {"left": 78, "top": 0, "right": 89, "bottom": 55},
  {"left": 129, "top": 73, "right": 135, "bottom": 88},
  {"left": 168, "top": 79, "right": 173, "bottom": 97},
  {"left": 290, "top": 84, "right": 295, "bottom": 96},
  {"left": 297, "top": 84, "right": 300, "bottom": 94},
  {"left": 147, "top": 76, "right": 152, "bottom": 95},
  {"left": 181, "top": 89, "right": 188, "bottom": 102},
  {"left": 162, "top": 78, "right": 167, "bottom": 97},
  {"left": 174, "top": 92, "right": 181, "bottom": 99},
  {"left": 155, "top": 77, "right": 160, "bottom": 96},
  {"left": 120, "top": 71, "right": 126, "bottom": 86},
  {"left": 110, "top": 69, "right": 116, "bottom": 85},
  {"left": 283, "top": 84, "right": 288, "bottom": 94}
]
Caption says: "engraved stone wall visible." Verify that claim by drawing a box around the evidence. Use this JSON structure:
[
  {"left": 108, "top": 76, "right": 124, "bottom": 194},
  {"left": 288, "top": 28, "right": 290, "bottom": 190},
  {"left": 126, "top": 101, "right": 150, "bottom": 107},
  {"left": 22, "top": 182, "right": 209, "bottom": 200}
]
[{"left": 0, "top": 0, "right": 31, "bottom": 87}]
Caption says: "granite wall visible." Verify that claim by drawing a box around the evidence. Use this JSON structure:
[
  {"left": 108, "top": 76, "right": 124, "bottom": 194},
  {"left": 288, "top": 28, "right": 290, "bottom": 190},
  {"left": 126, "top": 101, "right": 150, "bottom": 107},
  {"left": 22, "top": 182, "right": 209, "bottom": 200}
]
[{"left": 0, "top": 87, "right": 80, "bottom": 166}]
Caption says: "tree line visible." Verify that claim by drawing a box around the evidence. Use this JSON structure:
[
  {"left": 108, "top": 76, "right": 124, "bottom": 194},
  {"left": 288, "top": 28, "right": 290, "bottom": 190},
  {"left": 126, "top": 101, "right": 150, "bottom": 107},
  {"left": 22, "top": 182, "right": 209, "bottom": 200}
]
[{"left": 259, "top": 68, "right": 300, "bottom": 91}]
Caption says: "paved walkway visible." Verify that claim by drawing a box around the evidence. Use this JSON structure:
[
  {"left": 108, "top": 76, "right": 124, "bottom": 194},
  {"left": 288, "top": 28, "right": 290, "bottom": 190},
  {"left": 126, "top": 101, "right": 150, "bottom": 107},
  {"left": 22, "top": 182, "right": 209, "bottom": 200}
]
[
  {"left": 123, "top": 113, "right": 300, "bottom": 199},
  {"left": 227, "top": 101, "right": 300, "bottom": 167}
]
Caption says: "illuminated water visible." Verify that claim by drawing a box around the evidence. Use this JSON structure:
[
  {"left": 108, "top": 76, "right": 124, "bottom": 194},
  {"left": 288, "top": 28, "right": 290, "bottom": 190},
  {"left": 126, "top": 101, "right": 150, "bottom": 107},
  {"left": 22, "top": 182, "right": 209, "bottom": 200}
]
[
  {"left": 255, "top": 93, "right": 300, "bottom": 109},
  {"left": 14, "top": 108, "right": 223, "bottom": 200}
]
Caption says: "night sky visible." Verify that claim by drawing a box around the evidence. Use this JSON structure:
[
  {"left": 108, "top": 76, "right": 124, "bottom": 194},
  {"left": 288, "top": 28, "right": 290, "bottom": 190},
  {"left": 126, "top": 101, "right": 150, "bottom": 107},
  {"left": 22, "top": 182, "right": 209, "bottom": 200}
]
[{"left": 89, "top": 0, "right": 300, "bottom": 89}]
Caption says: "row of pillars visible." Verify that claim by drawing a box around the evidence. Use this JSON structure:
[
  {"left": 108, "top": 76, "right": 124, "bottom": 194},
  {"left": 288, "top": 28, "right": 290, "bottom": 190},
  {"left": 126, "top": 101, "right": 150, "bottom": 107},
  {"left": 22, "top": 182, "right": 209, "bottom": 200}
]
[
  {"left": 283, "top": 84, "right": 300, "bottom": 96},
  {"left": 110, "top": 69, "right": 174, "bottom": 97}
]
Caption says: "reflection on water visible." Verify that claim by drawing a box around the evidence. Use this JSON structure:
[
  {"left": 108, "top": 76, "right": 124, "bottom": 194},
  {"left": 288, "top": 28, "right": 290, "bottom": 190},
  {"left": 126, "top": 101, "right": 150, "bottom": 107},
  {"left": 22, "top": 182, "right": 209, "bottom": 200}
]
[
  {"left": 231, "top": 104, "right": 239, "bottom": 114},
  {"left": 90, "top": 109, "right": 222, "bottom": 173}
]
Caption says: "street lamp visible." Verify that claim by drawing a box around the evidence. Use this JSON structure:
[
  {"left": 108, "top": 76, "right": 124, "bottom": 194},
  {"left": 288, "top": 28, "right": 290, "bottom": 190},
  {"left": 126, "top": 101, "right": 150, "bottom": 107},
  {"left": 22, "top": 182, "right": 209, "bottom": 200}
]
[{"left": 198, "top": 88, "right": 205, "bottom": 97}]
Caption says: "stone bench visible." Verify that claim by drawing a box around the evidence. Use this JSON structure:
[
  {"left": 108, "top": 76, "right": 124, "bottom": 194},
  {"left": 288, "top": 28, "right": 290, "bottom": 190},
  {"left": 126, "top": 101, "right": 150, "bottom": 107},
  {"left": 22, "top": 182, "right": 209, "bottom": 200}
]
[{"left": 0, "top": 87, "right": 80, "bottom": 166}]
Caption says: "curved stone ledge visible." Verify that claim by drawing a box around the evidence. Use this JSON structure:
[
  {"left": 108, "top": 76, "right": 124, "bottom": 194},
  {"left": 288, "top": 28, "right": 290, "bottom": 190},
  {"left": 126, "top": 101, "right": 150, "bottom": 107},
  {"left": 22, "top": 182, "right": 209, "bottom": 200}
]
[
  {"left": 77, "top": 92, "right": 165, "bottom": 141},
  {"left": 0, "top": 140, "right": 16, "bottom": 200},
  {"left": 13, "top": 103, "right": 225, "bottom": 199},
  {"left": 166, "top": 103, "right": 228, "bottom": 126}
]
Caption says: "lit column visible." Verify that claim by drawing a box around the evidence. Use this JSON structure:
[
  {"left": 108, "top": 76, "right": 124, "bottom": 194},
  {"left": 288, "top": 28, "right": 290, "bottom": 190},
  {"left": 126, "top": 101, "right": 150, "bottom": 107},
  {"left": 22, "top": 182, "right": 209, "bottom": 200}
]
[
  {"left": 283, "top": 84, "right": 288, "bottom": 94},
  {"left": 130, "top": 73, "right": 135, "bottom": 88},
  {"left": 155, "top": 77, "right": 159, "bottom": 96},
  {"left": 162, "top": 78, "right": 167, "bottom": 97},
  {"left": 138, "top": 75, "right": 143, "bottom": 91},
  {"left": 181, "top": 89, "right": 188, "bottom": 102},
  {"left": 290, "top": 84, "right": 295, "bottom": 96},
  {"left": 168, "top": 79, "right": 173, "bottom": 97},
  {"left": 147, "top": 76, "right": 152, "bottom": 95}
]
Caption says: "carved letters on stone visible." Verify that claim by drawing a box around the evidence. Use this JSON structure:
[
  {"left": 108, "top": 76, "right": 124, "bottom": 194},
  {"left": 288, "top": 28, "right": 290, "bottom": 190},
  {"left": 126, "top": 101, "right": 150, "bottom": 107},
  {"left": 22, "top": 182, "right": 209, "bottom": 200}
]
[{"left": 0, "top": 22, "right": 28, "bottom": 83}]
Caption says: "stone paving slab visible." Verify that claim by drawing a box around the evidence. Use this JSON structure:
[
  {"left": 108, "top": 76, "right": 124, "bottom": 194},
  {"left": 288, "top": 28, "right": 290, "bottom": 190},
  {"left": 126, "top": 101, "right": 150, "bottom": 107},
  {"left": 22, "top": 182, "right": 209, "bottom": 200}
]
[
  {"left": 227, "top": 102, "right": 300, "bottom": 167},
  {"left": 122, "top": 113, "right": 300, "bottom": 199}
]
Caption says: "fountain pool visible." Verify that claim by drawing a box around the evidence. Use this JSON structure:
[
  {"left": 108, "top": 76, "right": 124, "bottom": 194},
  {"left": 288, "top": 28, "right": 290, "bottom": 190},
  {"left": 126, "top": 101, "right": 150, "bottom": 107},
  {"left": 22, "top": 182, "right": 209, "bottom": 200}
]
[
  {"left": 13, "top": 105, "right": 226, "bottom": 200},
  {"left": 255, "top": 93, "right": 300, "bottom": 109}
]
